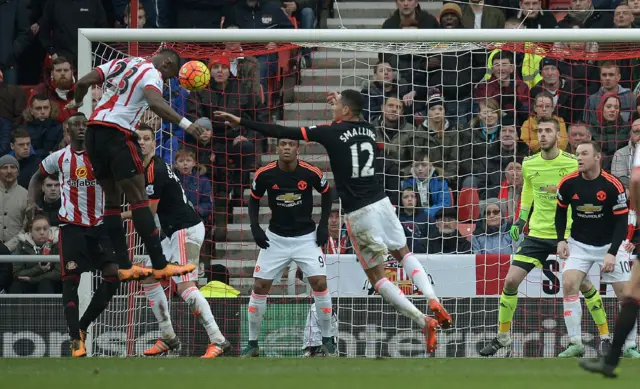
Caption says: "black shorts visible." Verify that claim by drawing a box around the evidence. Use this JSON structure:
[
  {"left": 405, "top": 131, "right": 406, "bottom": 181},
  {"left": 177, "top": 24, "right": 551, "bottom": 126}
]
[
  {"left": 512, "top": 236, "right": 558, "bottom": 272},
  {"left": 59, "top": 224, "right": 116, "bottom": 276},
  {"left": 85, "top": 123, "right": 144, "bottom": 181}
]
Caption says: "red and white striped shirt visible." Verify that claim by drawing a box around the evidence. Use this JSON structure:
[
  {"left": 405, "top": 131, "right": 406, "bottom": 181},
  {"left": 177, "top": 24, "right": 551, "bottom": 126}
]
[
  {"left": 89, "top": 57, "right": 164, "bottom": 132},
  {"left": 39, "top": 146, "right": 104, "bottom": 227}
]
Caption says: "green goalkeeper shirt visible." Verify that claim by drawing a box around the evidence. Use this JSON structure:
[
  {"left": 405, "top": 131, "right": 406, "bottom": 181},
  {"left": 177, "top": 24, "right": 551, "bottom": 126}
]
[{"left": 520, "top": 151, "right": 578, "bottom": 240}]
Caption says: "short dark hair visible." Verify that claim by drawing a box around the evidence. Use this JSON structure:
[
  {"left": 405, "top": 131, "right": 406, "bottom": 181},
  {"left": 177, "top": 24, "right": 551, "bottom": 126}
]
[
  {"left": 340, "top": 89, "right": 364, "bottom": 116},
  {"left": 600, "top": 61, "right": 618, "bottom": 71},
  {"left": 276, "top": 138, "right": 299, "bottom": 146},
  {"left": 158, "top": 48, "right": 180, "bottom": 65},
  {"left": 52, "top": 56, "right": 73, "bottom": 68},
  {"left": 11, "top": 127, "right": 30, "bottom": 143},
  {"left": 137, "top": 123, "right": 155, "bottom": 136},
  {"left": 30, "top": 94, "right": 50, "bottom": 104},
  {"left": 568, "top": 120, "right": 591, "bottom": 133},
  {"left": 577, "top": 140, "right": 601, "bottom": 153},
  {"left": 492, "top": 51, "right": 513, "bottom": 65},
  {"left": 537, "top": 116, "right": 560, "bottom": 132},
  {"left": 534, "top": 91, "right": 554, "bottom": 103},
  {"left": 45, "top": 173, "right": 59, "bottom": 182}
]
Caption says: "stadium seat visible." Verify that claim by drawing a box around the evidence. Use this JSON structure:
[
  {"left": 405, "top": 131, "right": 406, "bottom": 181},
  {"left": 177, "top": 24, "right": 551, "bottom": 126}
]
[
  {"left": 457, "top": 223, "right": 475, "bottom": 239},
  {"left": 457, "top": 187, "right": 480, "bottom": 222},
  {"left": 20, "top": 85, "right": 37, "bottom": 99}
]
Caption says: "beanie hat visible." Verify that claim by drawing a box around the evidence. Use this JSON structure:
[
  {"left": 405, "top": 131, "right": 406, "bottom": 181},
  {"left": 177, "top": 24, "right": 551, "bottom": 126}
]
[
  {"left": 440, "top": 3, "right": 462, "bottom": 19},
  {"left": 195, "top": 117, "right": 213, "bottom": 130},
  {"left": 0, "top": 155, "right": 19, "bottom": 170}
]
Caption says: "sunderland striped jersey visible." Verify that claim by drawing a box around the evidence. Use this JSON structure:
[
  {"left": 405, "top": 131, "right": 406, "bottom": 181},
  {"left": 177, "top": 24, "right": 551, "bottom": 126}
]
[
  {"left": 39, "top": 146, "right": 104, "bottom": 226},
  {"left": 89, "top": 57, "right": 164, "bottom": 132}
]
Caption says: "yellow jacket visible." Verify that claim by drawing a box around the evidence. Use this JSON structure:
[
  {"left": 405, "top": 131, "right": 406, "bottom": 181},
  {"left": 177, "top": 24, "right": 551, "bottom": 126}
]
[
  {"left": 484, "top": 45, "right": 545, "bottom": 89},
  {"left": 200, "top": 281, "right": 240, "bottom": 298},
  {"left": 520, "top": 115, "right": 568, "bottom": 153}
]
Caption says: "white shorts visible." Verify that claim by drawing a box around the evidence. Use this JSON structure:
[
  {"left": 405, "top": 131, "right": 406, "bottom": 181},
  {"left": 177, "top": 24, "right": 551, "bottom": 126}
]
[
  {"left": 563, "top": 238, "right": 633, "bottom": 284},
  {"left": 254, "top": 229, "right": 325, "bottom": 281},
  {"left": 344, "top": 197, "right": 406, "bottom": 269},
  {"left": 145, "top": 222, "right": 205, "bottom": 284}
]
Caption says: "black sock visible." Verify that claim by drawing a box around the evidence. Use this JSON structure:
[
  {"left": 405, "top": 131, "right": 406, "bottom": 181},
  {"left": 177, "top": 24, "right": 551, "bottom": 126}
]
[
  {"left": 605, "top": 299, "right": 639, "bottom": 367},
  {"left": 79, "top": 275, "right": 120, "bottom": 331},
  {"left": 62, "top": 276, "right": 80, "bottom": 340},
  {"left": 131, "top": 201, "right": 167, "bottom": 269},
  {"left": 103, "top": 208, "right": 132, "bottom": 270}
]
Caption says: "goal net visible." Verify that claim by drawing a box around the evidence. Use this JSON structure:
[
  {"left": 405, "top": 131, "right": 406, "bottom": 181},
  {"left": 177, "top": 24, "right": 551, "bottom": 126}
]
[{"left": 80, "top": 27, "right": 639, "bottom": 358}]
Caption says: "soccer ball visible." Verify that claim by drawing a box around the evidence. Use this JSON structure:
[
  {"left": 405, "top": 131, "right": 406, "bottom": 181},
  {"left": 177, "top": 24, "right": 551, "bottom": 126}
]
[{"left": 178, "top": 60, "right": 210, "bottom": 91}]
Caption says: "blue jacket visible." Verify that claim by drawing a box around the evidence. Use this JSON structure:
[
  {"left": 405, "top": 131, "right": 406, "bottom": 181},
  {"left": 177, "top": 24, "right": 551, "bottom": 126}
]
[
  {"left": 26, "top": 118, "right": 63, "bottom": 160},
  {"left": 402, "top": 174, "right": 451, "bottom": 221},
  {"left": 471, "top": 222, "right": 514, "bottom": 255},
  {"left": 175, "top": 168, "right": 212, "bottom": 221},
  {"left": 398, "top": 210, "right": 429, "bottom": 253},
  {"left": 156, "top": 78, "right": 190, "bottom": 163}
]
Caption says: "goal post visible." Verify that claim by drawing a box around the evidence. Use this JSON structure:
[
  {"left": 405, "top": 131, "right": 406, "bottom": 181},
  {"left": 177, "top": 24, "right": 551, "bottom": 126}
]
[{"left": 73, "top": 27, "right": 640, "bottom": 358}]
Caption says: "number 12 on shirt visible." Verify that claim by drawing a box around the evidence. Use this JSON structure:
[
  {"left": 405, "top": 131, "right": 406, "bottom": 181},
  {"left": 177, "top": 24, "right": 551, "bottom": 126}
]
[{"left": 350, "top": 142, "right": 375, "bottom": 178}]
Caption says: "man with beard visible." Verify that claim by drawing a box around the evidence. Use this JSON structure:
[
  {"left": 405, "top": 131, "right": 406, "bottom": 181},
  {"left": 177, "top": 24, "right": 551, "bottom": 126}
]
[
  {"left": 425, "top": 206, "right": 471, "bottom": 254},
  {"left": 32, "top": 57, "right": 77, "bottom": 123},
  {"left": 480, "top": 117, "right": 610, "bottom": 357}
]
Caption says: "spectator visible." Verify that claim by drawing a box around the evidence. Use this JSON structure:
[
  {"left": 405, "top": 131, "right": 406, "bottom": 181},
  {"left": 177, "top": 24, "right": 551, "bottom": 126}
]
[
  {"left": 190, "top": 56, "right": 266, "bottom": 201},
  {"left": 381, "top": 0, "right": 439, "bottom": 29},
  {"left": 611, "top": 118, "right": 640, "bottom": 189},
  {"left": 555, "top": 21, "right": 601, "bottom": 95},
  {"left": 10, "top": 127, "right": 40, "bottom": 189},
  {"left": 474, "top": 51, "right": 529, "bottom": 122},
  {"left": 614, "top": 3, "right": 634, "bottom": 28},
  {"left": 631, "top": 0, "right": 640, "bottom": 27},
  {"left": 530, "top": 58, "right": 586, "bottom": 124},
  {"left": 439, "top": 3, "right": 463, "bottom": 29},
  {"left": 558, "top": 0, "right": 614, "bottom": 29},
  {"left": 401, "top": 153, "right": 452, "bottom": 222},
  {"left": 471, "top": 198, "right": 514, "bottom": 254},
  {"left": 223, "top": 0, "right": 293, "bottom": 103},
  {"left": 426, "top": 206, "right": 472, "bottom": 254},
  {"left": 461, "top": 0, "right": 505, "bottom": 29},
  {"left": 38, "top": 0, "right": 108, "bottom": 67},
  {"left": 0, "top": 155, "right": 28, "bottom": 245},
  {"left": 156, "top": 77, "right": 189, "bottom": 164},
  {"left": 593, "top": 93, "right": 631, "bottom": 170},
  {"left": 185, "top": 118, "right": 217, "bottom": 184},
  {"left": 565, "top": 121, "right": 592, "bottom": 154},
  {"left": 32, "top": 57, "right": 78, "bottom": 123},
  {"left": 22, "top": 94, "right": 63, "bottom": 159},
  {"left": 7, "top": 214, "right": 61, "bottom": 294},
  {"left": 361, "top": 61, "right": 412, "bottom": 122},
  {"left": 373, "top": 95, "right": 418, "bottom": 177},
  {"left": 498, "top": 115, "right": 529, "bottom": 162},
  {"left": 174, "top": 147, "right": 213, "bottom": 222},
  {"left": 521, "top": 91, "right": 569, "bottom": 152},
  {"left": 0, "top": 242, "right": 12, "bottom": 293},
  {"left": 114, "top": 0, "right": 168, "bottom": 28},
  {"left": 0, "top": 0, "right": 30, "bottom": 85},
  {"left": 281, "top": 0, "right": 318, "bottom": 66},
  {"left": 420, "top": 93, "right": 460, "bottom": 185},
  {"left": 324, "top": 208, "right": 351, "bottom": 254},
  {"left": 517, "top": 0, "right": 557, "bottom": 28},
  {"left": 397, "top": 187, "right": 429, "bottom": 253},
  {"left": 0, "top": 70, "right": 27, "bottom": 156},
  {"left": 36, "top": 174, "right": 61, "bottom": 227},
  {"left": 498, "top": 161, "right": 523, "bottom": 222},
  {"left": 459, "top": 98, "right": 505, "bottom": 199},
  {"left": 122, "top": 1, "right": 146, "bottom": 28}
]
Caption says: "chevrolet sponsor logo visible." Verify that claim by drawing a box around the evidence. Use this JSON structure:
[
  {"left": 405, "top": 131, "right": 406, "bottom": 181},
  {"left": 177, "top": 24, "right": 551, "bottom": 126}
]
[
  {"left": 576, "top": 204, "right": 602, "bottom": 213},
  {"left": 539, "top": 185, "right": 558, "bottom": 194},
  {"left": 276, "top": 193, "right": 301, "bottom": 202}
]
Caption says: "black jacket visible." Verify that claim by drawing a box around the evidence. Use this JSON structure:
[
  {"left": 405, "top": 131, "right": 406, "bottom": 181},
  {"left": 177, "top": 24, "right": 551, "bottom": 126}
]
[
  {"left": 38, "top": 0, "right": 108, "bottom": 60},
  {"left": 381, "top": 7, "right": 440, "bottom": 29},
  {"left": 16, "top": 154, "right": 40, "bottom": 190},
  {"left": 223, "top": 0, "right": 293, "bottom": 29},
  {"left": 37, "top": 196, "right": 62, "bottom": 227},
  {"left": 0, "top": 0, "right": 30, "bottom": 68},
  {"left": 26, "top": 118, "right": 63, "bottom": 160},
  {"left": 558, "top": 11, "right": 613, "bottom": 29}
]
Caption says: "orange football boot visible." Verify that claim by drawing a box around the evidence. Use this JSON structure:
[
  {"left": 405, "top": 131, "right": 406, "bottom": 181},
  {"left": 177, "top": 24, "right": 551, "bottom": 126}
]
[
  {"left": 118, "top": 265, "right": 153, "bottom": 281},
  {"left": 201, "top": 340, "right": 232, "bottom": 359},
  {"left": 423, "top": 316, "right": 439, "bottom": 354},
  {"left": 429, "top": 299, "right": 453, "bottom": 329},
  {"left": 153, "top": 264, "right": 196, "bottom": 280},
  {"left": 143, "top": 337, "right": 181, "bottom": 356}
]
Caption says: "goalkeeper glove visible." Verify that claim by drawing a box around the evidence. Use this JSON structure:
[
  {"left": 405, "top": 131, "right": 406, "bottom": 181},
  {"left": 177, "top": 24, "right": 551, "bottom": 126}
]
[
  {"left": 509, "top": 219, "right": 527, "bottom": 241},
  {"left": 251, "top": 224, "right": 270, "bottom": 249}
]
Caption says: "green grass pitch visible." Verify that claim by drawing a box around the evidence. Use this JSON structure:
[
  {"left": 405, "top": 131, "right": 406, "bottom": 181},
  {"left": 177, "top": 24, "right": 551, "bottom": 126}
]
[{"left": 0, "top": 358, "right": 637, "bottom": 389}]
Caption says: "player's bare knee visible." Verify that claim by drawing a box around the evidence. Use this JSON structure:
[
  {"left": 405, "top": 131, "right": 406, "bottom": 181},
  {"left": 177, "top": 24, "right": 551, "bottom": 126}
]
[
  {"left": 562, "top": 270, "right": 582, "bottom": 297},
  {"left": 578, "top": 277, "right": 594, "bottom": 293},
  {"left": 253, "top": 278, "right": 272, "bottom": 295},
  {"left": 308, "top": 276, "right": 327, "bottom": 292},
  {"left": 504, "top": 268, "right": 526, "bottom": 291}
]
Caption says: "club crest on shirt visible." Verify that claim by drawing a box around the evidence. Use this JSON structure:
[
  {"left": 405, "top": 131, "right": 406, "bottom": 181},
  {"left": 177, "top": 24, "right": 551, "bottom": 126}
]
[
  {"left": 297, "top": 180, "right": 307, "bottom": 190},
  {"left": 262, "top": 15, "right": 272, "bottom": 24},
  {"left": 146, "top": 185, "right": 154, "bottom": 195},
  {"left": 66, "top": 261, "right": 77, "bottom": 270}
]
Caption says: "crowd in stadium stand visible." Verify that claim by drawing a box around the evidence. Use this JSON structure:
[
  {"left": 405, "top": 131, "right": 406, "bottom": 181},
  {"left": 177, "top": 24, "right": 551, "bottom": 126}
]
[{"left": 0, "top": 0, "right": 639, "bottom": 295}]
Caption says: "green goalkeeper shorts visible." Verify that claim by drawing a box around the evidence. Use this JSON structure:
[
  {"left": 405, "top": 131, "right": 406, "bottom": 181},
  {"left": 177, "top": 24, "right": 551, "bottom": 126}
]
[{"left": 512, "top": 236, "right": 558, "bottom": 272}]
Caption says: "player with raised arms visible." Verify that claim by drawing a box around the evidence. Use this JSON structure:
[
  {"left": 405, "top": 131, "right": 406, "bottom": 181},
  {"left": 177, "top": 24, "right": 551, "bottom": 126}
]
[
  {"left": 27, "top": 112, "right": 129, "bottom": 357},
  {"left": 66, "top": 49, "right": 207, "bottom": 280},
  {"left": 122, "top": 124, "right": 231, "bottom": 358},
  {"left": 215, "top": 89, "right": 451, "bottom": 354},
  {"left": 580, "top": 143, "right": 640, "bottom": 377},
  {"left": 480, "top": 117, "right": 609, "bottom": 357},
  {"left": 241, "top": 138, "right": 334, "bottom": 357},
  {"left": 555, "top": 141, "right": 639, "bottom": 358}
]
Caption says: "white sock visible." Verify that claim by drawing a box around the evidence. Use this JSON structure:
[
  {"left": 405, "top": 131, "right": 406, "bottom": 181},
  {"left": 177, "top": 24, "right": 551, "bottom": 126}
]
[
  {"left": 312, "top": 289, "right": 333, "bottom": 338},
  {"left": 181, "top": 286, "right": 225, "bottom": 344},
  {"left": 402, "top": 253, "right": 438, "bottom": 301},
  {"left": 375, "top": 278, "right": 425, "bottom": 328},
  {"left": 563, "top": 295, "right": 582, "bottom": 345},
  {"left": 143, "top": 283, "right": 175, "bottom": 340},
  {"left": 248, "top": 292, "right": 267, "bottom": 341}
]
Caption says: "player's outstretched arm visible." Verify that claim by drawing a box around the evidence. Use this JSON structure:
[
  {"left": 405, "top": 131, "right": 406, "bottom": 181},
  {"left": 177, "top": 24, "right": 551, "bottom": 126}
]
[
  {"left": 68, "top": 69, "right": 103, "bottom": 109},
  {"left": 144, "top": 88, "right": 206, "bottom": 138},
  {"left": 214, "top": 111, "right": 305, "bottom": 141}
]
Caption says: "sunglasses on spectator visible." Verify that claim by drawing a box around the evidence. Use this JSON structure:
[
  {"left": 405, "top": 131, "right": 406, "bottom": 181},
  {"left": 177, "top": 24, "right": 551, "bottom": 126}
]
[{"left": 486, "top": 210, "right": 501, "bottom": 216}]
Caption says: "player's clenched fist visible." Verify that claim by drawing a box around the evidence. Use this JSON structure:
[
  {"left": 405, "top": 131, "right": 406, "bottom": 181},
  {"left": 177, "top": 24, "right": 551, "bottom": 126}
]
[
  {"left": 186, "top": 122, "right": 207, "bottom": 138},
  {"left": 509, "top": 219, "right": 526, "bottom": 241},
  {"left": 557, "top": 240, "right": 570, "bottom": 259},
  {"left": 251, "top": 224, "right": 270, "bottom": 249}
]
